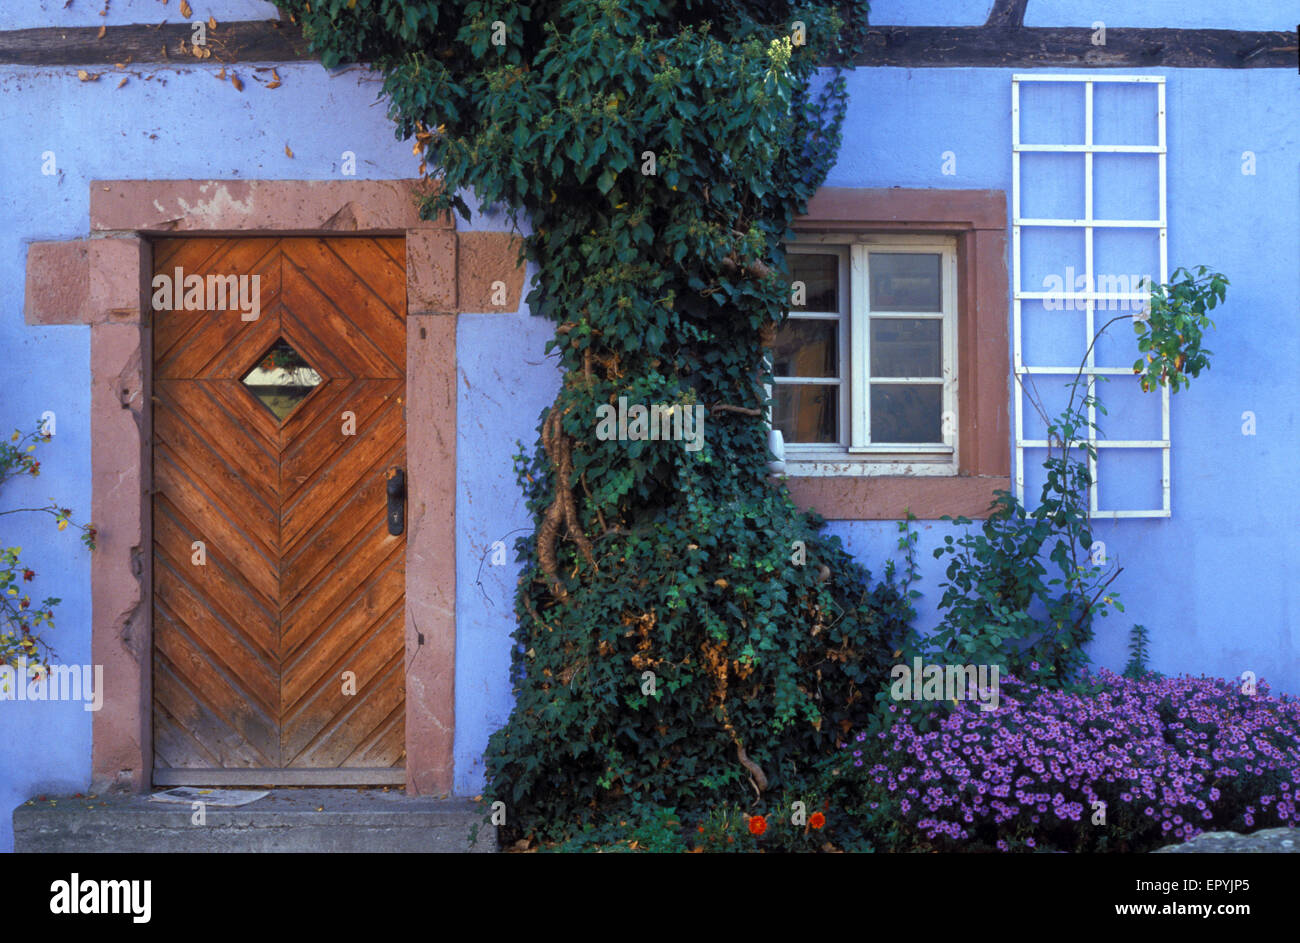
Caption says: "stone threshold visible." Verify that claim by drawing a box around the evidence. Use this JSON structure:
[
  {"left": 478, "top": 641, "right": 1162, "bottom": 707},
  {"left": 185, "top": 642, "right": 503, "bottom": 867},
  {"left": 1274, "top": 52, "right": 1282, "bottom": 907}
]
[{"left": 14, "top": 788, "right": 496, "bottom": 853}]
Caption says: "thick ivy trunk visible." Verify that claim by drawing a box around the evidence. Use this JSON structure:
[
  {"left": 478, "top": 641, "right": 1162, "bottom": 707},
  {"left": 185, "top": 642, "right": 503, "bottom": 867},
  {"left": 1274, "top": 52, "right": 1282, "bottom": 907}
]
[{"left": 276, "top": 0, "right": 912, "bottom": 837}]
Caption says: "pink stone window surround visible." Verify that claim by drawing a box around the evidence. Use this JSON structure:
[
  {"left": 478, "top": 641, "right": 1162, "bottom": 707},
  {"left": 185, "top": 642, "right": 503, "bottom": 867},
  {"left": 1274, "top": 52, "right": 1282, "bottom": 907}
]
[{"left": 784, "top": 187, "right": 1013, "bottom": 521}]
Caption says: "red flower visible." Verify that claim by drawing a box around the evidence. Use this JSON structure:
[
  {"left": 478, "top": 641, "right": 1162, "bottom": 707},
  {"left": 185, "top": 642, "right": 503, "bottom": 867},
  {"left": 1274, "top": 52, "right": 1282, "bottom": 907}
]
[
  {"left": 748, "top": 815, "right": 767, "bottom": 836},
  {"left": 22, "top": 569, "right": 35, "bottom": 582},
  {"left": 809, "top": 811, "right": 826, "bottom": 830}
]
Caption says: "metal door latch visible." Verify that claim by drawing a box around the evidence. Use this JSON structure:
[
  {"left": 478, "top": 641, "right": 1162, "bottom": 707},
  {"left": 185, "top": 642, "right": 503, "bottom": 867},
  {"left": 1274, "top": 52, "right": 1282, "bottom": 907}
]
[{"left": 386, "top": 466, "right": 405, "bottom": 536}]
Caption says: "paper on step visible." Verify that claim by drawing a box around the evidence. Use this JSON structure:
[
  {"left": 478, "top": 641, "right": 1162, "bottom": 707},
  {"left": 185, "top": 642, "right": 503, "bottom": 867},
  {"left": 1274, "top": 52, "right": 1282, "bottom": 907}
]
[{"left": 148, "top": 787, "right": 269, "bottom": 807}]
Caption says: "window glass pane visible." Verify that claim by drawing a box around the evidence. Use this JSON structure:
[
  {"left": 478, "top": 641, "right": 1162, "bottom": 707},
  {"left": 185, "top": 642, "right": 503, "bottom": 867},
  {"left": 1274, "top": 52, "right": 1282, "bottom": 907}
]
[
  {"left": 870, "top": 384, "right": 943, "bottom": 443},
  {"left": 869, "top": 252, "right": 941, "bottom": 311},
  {"left": 870, "top": 318, "right": 941, "bottom": 378},
  {"left": 773, "top": 319, "right": 839, "bottom": 378},
  {"left": 242, "top": 338, "right": 323, "bottom": 421},
  {"left": 773, "top": 384, "right": 838, "bottom": 444},
  {"left": 789, "top": 253, "right": 838, "bottom": 311}
]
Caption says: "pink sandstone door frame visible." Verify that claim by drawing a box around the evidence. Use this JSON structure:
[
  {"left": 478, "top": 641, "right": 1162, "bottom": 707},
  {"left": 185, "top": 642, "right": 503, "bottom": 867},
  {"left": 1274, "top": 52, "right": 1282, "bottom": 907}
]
[{"left": 23, "top": 180, "right": 524, "bottom": 795}]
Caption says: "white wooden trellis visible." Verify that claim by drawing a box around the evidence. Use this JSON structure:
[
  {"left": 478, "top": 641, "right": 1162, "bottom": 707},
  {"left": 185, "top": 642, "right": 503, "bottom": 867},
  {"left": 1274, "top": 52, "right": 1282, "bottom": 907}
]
[{"left": 1011, "top": 73, "right": 1170, "bottom": 518}]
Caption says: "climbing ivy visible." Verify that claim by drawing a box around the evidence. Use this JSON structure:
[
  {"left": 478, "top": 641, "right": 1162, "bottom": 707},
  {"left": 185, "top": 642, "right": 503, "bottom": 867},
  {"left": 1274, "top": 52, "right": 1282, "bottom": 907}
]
[
  {"left": 276, "top": 0, "right": 918, "bottom": 838},
  {"left": 1, "top": 423, "right": 96, "bottom": 676}
]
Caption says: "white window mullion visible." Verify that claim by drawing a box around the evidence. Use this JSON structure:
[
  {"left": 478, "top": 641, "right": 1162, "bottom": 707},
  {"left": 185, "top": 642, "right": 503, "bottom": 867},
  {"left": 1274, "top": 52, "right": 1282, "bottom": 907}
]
[
  {"left": 782, "top": 237, "right": 957, "bottom": 475},
  {"left": 838, "top": 243, "right": 851, "bottom": 447},
  {"left": 850, "top": 244, "right": 869, "bottom": 449}
]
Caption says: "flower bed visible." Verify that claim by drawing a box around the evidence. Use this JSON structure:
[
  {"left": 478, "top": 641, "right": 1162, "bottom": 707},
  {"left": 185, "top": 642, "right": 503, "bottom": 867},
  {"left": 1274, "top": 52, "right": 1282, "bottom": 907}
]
[{"left": 842, "top": 671, "right": 1300, "bottom": 852}]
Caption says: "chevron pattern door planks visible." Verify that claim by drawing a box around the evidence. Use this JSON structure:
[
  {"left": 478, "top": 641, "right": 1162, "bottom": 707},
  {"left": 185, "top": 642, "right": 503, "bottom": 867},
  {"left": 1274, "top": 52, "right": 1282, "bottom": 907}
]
[{"left": 150, "top": 236, "right": 407, "bottom": 784}]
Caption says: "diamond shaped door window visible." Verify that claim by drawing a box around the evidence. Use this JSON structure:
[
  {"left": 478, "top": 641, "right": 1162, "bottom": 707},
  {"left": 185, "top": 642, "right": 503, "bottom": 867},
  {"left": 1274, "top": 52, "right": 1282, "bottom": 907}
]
[{"left": 241, "top": 339, "right": 323, "bottom": 421}]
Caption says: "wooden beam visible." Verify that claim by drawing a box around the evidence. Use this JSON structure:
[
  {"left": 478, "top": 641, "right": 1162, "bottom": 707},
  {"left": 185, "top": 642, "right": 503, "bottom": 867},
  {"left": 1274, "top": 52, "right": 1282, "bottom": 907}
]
[
  {"left": 0, "top": 19, "right": 1293, "bottom": 70},
  {"left": 0, "top": 19, "right": 314, "bottom": 67},
  {"left": 853, "top": 26, "right": 1296, "bottom": 69}
]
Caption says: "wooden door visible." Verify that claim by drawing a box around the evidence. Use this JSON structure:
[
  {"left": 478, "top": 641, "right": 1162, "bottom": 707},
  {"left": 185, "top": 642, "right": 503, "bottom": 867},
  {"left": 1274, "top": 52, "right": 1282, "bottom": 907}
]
[{"left": 151, "top": 237, "right": 407, "bottom": 784}]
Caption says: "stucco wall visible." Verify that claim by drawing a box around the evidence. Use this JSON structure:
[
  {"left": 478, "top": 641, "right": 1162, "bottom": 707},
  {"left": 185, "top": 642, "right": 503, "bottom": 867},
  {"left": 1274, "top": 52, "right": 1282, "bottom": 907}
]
[
  {"left": 1, "top": 7, "right": 1297, "bottom": 850},
  {"left": 449, "top": 64, "right": 1300, "bottom": 793},
  {"left": 1023, "top": 0, "right": 1299, "bottom": 30},
  {"left": 454, "top": 304, "right": 558, "bottom": 794},
  {"left": 0, "top": 1, "right": 280, "bottom": 31},
  {"left": 865, "top": 0, "right": 1299, "bottom": 29},
  {"left": 820, "top": 64, "right": 1299, "bottom": 692},
  {"left": 0, "top": 59, "right": 441, "bottom": 828}
]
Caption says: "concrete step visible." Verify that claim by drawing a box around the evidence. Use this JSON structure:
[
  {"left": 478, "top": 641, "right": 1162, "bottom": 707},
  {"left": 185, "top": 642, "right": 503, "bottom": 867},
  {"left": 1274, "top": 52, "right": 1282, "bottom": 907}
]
[{"left": 14, "top": 788, "right": 496, "bottom": 853}]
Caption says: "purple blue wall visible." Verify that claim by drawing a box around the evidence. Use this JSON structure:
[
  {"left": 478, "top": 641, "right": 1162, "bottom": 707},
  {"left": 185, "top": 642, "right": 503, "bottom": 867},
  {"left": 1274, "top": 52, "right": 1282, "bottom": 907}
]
[
  {"left": 0, "top": 42, "right": 462, "bottom": 850},
  {"left": 452, "top": 61, "right": 1300, "bottom": 787},
  {"left": 862, "top": 0, "right": 1297, "bottom": 29},
  {"left": 1, "top": 0, "right": 1297, "bottom": 847},
  {"left": 0, "top": 1, "right": 281, "bottom": 31},
  {"left": 817, "top": 64, "right": 1298, "bottom": 696}
]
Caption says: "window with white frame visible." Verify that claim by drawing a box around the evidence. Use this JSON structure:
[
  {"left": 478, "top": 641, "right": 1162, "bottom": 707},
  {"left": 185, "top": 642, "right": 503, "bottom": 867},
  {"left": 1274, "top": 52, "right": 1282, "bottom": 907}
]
[{"left": 772, "top": 235, "right": 959, "bottom": 475}]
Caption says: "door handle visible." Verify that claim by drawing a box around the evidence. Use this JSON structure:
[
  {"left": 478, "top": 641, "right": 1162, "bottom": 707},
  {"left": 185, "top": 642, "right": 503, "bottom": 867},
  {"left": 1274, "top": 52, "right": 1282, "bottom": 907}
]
[{"left": 386, "top": 466, "right": 405, "bottom": 536}]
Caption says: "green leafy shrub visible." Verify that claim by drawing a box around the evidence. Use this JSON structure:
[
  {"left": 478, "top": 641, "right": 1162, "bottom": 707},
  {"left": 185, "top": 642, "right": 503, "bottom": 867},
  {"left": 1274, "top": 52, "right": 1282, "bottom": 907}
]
[
  {"left": 919, "top": 270, "right": 1226, "bottom": 688},
  {"left": 547, "top": 802, "right": 691, "bottom": 853},
  {"left": 690, "top": 804, "right": 762, "bottom": 853},
  {"left": 1122, "top": 623, "right": 1158, "bottom": 680},
  {"left": 547, "top": 791, "right": 851, "bottom": 853},
  {"left": 1133, "top": 266, "right": 1226, "bottom": 393},
  {"left": 1, "top": 424, "right": 95, "bottom": 676}
]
